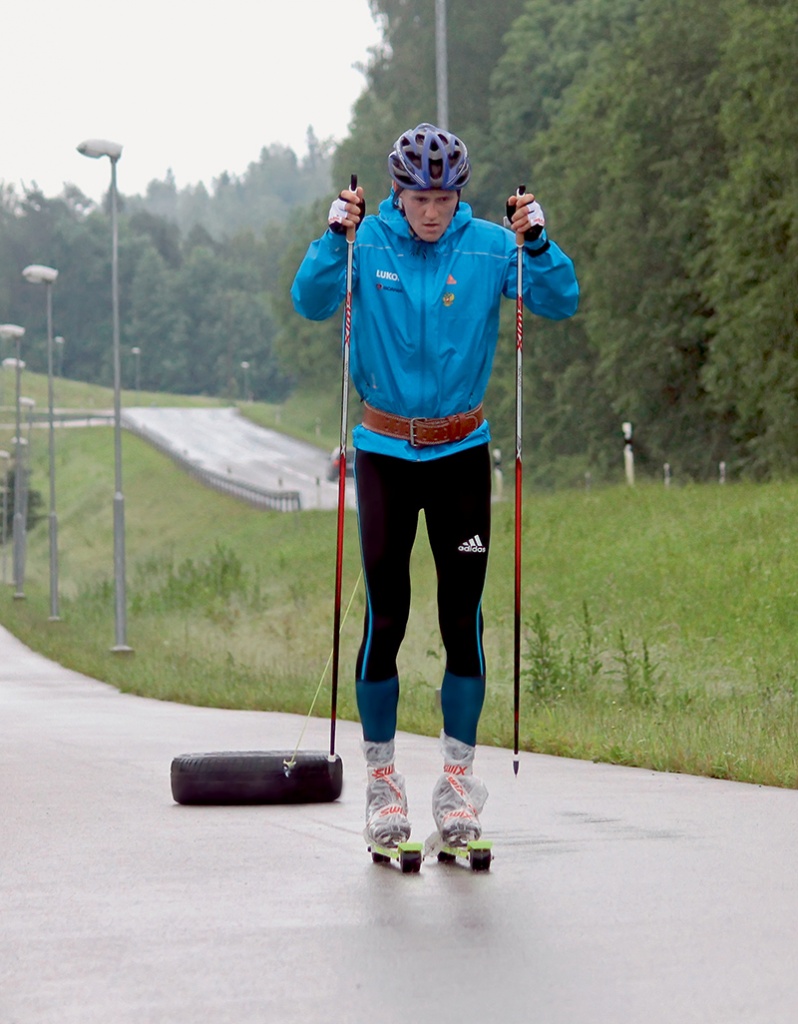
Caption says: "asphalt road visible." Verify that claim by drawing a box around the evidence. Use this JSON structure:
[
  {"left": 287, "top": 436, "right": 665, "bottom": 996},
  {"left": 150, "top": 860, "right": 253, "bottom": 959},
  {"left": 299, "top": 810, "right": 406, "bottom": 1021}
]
[
  {"left": 3, "top": 624, "right": 798, "bottom": 1022},
  {"left": 122, "top": 407, "right": 356, "bottom": 511}
]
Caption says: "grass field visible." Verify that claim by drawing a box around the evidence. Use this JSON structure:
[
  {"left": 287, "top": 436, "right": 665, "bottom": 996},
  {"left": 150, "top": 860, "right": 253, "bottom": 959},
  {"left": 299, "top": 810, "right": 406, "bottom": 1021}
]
[{"left": 1, "top": 376, "right": 797, "bottom": 788}]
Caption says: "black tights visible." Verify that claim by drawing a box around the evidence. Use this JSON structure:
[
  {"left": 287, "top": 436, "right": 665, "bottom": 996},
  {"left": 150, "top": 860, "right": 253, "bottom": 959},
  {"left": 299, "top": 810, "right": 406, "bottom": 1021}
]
[{"left": 354, "top": 444, "right": 492, "bottom": 683}]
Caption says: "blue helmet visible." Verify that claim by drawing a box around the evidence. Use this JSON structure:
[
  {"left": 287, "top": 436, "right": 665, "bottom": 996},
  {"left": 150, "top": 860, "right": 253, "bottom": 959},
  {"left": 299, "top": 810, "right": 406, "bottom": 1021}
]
[{"left": 388, "top": 123, "right": 472, "bottom": 190}]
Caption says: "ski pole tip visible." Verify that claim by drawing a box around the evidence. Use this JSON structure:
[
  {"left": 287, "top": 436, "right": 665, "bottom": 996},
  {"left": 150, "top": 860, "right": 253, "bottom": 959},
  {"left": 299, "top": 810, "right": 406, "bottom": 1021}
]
[{"left": 513, "top": 756, "right": 520, "bottom": 776}]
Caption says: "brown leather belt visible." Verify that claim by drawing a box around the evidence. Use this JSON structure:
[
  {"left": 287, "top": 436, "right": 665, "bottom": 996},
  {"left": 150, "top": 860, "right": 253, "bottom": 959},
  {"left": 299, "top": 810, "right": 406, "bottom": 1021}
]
[{"left": 362, "top": 402, "right": 484, "bottom": 447}]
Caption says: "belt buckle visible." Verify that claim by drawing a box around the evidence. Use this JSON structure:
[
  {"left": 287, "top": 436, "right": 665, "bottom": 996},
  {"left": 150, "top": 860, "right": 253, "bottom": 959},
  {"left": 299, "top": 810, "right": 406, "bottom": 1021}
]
[{"left": 408, "top": 417, "right": 420, "bottom": 447}]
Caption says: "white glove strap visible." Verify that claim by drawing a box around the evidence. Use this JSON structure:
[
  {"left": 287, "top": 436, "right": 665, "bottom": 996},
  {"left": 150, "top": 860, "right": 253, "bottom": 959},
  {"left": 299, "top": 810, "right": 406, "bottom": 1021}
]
[
  {"left": 328, "top": 196, "right": 348, "bottom": 227},
  {"left": 503, "top": 200, "right": 546, "bottom": 233},
  {"left": 524, "top": 199, "right": 545, "bottom": 231}
]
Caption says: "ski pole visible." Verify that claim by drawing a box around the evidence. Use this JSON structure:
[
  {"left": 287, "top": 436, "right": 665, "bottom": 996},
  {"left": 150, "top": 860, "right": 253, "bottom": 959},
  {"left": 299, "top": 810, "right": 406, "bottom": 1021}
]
[
  {"left": 330, "top": 173, "right": 358, "bottom": 758},
  {"left": 513, "top": 184, "right": 525, "bottom": 776}
]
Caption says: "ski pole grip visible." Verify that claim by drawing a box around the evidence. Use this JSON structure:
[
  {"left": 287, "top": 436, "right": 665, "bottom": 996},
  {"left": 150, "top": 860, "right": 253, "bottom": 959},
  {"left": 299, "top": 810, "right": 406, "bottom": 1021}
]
[
  {"left": 347, "top": 174, "right": 358, "bottom": 242},
  {"left": 515, "top": 184, "right": 526, "bottom": 246}
]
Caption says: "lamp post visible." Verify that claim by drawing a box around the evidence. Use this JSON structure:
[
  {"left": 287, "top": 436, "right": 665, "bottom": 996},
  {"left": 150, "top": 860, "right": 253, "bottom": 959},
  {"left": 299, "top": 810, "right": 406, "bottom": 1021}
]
[
  {"left": 1, "top": 356, "right": 13, "bottom": 415},
  {"left": 131, "top": 346, "right": 141, "bottom": 394},
  {"left": 0, "top": 338, "right": 6, "bottom": 410},
  {"left": 240, "top": 360, "right": 251, "bottom": 402},
  {"left": 77, "top": 137, "right": 131, "bottom": 652},
  {"left": 435, "top": 0, "right": 449, "bottom": 129},
  {"left": 0, "top": 325, "right": 26, "bottom": 596},
  {"left": 23, "top": 263, "right": 61, "bottom": 620},
  {"left": 17, "top": 395, "right": 35, "bottom": 600},
  {"left": 0, "top": 449, "right": 9, "bottom": 585}
]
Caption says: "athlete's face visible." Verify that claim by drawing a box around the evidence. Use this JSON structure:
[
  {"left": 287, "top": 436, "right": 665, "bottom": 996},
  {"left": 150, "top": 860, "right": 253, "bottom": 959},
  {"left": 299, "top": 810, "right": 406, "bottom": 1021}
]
[{"left": 398, "top": 188, "right": 459, "bottom": 242}]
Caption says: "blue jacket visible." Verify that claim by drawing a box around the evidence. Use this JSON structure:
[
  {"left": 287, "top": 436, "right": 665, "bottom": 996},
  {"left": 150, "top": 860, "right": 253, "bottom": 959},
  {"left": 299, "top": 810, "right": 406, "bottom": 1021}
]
[{"left": 291, "top": 194, "right": 579, "bottom": 461}]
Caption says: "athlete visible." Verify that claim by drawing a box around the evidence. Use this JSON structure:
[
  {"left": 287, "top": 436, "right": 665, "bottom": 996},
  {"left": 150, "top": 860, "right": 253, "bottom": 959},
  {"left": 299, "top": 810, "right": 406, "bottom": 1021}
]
[{"left": 291, "top": 123, "right": 578, "bottom": 850}]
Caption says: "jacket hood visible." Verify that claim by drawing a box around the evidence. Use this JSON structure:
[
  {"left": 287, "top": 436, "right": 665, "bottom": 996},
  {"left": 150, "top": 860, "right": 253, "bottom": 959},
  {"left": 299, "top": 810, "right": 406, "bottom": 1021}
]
[{"left": 377, "top": 192, "right": 474, "bottom": 247}]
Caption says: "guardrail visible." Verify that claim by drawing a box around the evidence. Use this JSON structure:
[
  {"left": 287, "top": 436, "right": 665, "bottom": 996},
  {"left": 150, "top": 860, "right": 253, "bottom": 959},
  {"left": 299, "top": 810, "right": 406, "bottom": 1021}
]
[
  {"left": 0, "top": 407, "right": 303, "bottom": 512},
  {"left": 0, "top": 409, "right": 114, "bottom": 427},
  {"left": 121, "top": 414, "right": 302, "bottom": 513}
]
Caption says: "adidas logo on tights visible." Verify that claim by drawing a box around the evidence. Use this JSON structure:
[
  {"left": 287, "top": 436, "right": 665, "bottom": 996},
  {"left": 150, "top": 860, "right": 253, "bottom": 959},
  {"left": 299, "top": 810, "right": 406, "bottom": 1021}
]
[{"left": 458, "top": 535, "right": 486, "bottom": 554}]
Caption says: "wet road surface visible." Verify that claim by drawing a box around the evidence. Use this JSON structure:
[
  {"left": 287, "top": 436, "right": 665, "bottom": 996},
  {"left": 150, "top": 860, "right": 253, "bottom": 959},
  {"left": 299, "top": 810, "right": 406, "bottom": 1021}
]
[{"left": 2, "top": 624, "right": 797, "bottom": 1023}]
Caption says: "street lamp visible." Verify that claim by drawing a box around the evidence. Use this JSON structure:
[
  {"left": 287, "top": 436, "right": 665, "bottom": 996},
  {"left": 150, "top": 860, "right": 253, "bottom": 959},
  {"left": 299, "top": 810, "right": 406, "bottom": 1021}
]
[
  {"left": 0, "top": 325, "right": 26, "bottom": 597},
  {"left": 131, "top": 346, "right": 141, "bottom": 394},
  {"left": 0, "top": 336, "right": 8, "bottom": 410},
  {"left": 1, "top": 354, "right": 13, "bottom": 413},
  {"left": 436, "top": 0, "right": 449, "bottom": 129},
  {"left": 78, "top": 137, "right": 131, "bottom": 652},
  {"left": 0, "top": 449, "right": 9, "bottom": 585},
  {"left": 240, "top": 360, "right": 251, "bottom": 402},
  {"left": 23, "top": 263, "right": 61, "bottom": 620},
  {"left": 17, "top": 395, "right": 35, "bottom": 600}
]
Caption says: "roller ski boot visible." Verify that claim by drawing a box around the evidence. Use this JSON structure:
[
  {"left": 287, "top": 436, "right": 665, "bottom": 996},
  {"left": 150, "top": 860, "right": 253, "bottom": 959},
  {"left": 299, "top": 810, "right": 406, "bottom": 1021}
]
[
  {"left": 362, "top": 740, "right": 423, "bottom": 873},
  {"left": 425, "top": 733, "right": 493, "bottom": 872}
]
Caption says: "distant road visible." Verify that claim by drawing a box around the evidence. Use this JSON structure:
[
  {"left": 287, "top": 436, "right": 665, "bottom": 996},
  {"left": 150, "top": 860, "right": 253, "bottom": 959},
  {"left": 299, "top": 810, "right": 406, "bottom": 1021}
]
[{"left": 122, "top": 406, "right": 355, "bottom": 511}]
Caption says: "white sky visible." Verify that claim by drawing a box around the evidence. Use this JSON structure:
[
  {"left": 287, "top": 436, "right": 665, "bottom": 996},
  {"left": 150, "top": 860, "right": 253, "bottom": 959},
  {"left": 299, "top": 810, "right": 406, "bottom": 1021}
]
[{"left": 1, "top": 0, "right": 383, "bottom": 201}]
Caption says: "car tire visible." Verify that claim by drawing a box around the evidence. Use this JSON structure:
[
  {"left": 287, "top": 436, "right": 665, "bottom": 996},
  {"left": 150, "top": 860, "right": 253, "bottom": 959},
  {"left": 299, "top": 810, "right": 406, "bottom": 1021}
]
[{"left": 170, "top": 750, "right": 343, "bottom": 805}]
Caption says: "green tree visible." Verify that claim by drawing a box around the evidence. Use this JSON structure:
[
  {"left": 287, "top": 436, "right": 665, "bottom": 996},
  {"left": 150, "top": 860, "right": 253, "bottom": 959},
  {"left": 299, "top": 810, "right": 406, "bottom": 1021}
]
[
  {"left": 529, "top": 0, "right": 729, "bottom": 477},
  {"left": 130, "top": 141, "right": 333, "bottom": 242},
  {"left": 125, "top": 244, "right": 188, "bottom": 392},
  {"left": 334, "top": 0, "right": 526, "bottom": 213},
  {"left": 272, "top": 202, "right": 342, "bottom": 390},
  {"left": 483, "top": 0, "right": 639, "bottom": 481},
  {"left": 701, "top": 0, "right": 798, "bottom": 476}
]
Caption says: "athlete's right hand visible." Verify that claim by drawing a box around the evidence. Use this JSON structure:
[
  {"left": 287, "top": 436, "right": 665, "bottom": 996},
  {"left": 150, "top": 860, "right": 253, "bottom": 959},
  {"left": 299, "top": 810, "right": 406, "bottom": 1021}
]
[{"left": 329, "top": 185, "right": 366, "bottom": 235}]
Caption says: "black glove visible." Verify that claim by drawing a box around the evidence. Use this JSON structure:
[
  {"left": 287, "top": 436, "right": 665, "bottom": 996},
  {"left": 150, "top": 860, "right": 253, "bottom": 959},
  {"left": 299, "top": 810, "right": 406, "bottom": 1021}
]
[
  {"left": 504, "top": 197, "right": 545, "bottom": 242},
  {"left": 329, "top": 191, "right": 366, "bottom": 235}
]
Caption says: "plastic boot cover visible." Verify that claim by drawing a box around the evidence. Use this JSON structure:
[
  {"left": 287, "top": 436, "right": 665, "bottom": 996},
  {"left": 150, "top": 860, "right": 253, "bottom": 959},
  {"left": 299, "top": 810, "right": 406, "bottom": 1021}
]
[
  {"left": 431, "top": 732, "right": 488, "bottom": 846},
  {"left": 363, "top": 740, "right": 411, "bottom": 847}
]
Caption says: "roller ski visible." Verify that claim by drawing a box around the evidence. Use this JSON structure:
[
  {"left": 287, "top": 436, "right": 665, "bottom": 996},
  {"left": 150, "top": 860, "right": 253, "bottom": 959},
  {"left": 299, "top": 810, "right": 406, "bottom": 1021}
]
[
  {"left": 427, "top": 732, "right": 492, "bottom": 871},
  {"left": 368, "top": 840, "right": 424, "bottom": 873},
  {"left": 362, "top": 740, "right": 422, "bottom": 873},
  {"left": 424, "top": 830, "right": 493, "bottom": 871}
]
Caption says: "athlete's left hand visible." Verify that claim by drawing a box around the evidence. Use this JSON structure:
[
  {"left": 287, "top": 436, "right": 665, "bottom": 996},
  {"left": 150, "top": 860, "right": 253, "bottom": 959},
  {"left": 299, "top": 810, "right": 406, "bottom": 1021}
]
[{"left": 505, "top": 192, "right": 545, "bottom": 241}]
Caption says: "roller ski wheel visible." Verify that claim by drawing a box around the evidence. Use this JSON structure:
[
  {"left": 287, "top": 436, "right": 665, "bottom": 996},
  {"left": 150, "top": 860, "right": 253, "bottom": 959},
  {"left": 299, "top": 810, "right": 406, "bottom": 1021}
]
[
  {"left": 368, "top": 841, "right": 424, "bottom": 873},
  {"left": 426, "top": 833, "right": 493, "bottom": 872}
]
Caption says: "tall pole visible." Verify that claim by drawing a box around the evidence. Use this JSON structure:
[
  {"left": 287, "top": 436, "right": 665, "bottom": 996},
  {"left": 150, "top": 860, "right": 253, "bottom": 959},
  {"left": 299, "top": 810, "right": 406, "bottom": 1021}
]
[
  {"left": 77, "top": 138, "right": 129, "bottom": 651},
  {"left": 0, "top": 450, "right": 9, "bottom": 586},
  {"left": 12, "top": 339, "right": 25, "bottom": 599},
  {"left": 23, "top": 265, "right": 60, "bottom": 616},
  {"left": 435, "top": 0, "right": 449, "bottom": 130},
  {"left": 0, "top": 327, "right": 25, "bottom": 590},
  {"left": 45, "top": 282, "right": 60, "bottom": 620},
  {"left": 110, "top": 156, "right": 131, "bottom": 652}
]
